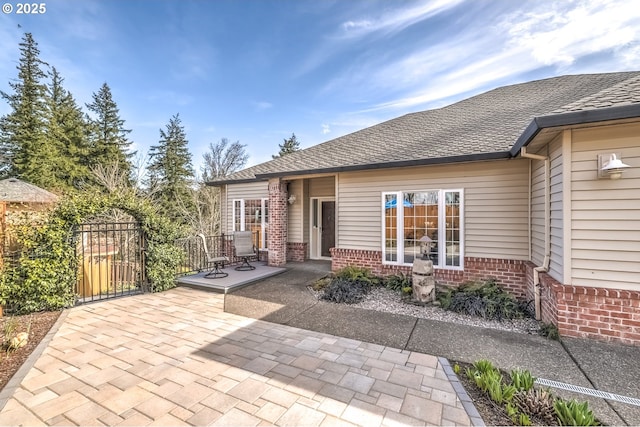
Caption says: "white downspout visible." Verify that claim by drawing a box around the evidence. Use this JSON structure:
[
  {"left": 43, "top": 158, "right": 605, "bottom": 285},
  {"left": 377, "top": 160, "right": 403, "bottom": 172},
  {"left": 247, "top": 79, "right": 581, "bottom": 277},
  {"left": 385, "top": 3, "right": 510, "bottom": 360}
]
[{"left": 520, "top": 147, "right": 550, "bottom": 321}]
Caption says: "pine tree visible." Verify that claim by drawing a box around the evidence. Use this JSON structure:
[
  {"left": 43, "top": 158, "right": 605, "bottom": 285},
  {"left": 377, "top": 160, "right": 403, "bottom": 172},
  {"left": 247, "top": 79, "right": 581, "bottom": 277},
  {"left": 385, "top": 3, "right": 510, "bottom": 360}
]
[
  {"left": 147, "top": 114, "right": 195, "bottom": 219},
  {"left": 85, "top": 83, "right": 134, "bottom": 183},
  {"left": 272, "top": 133, "right": 300, "bottom": 159},
  {"left": 45, "top": 67, "right": 91, "bottom": 191},
  {"left": 0, "top": 33, "right": 53, "bottom": 186}
]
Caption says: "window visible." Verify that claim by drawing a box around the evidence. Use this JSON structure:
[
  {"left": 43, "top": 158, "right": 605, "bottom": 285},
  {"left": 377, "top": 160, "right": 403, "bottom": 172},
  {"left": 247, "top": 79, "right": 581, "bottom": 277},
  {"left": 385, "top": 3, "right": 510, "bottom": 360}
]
[
  {"left": 232, "top": 198, "right": 269, "bottom": 249},
  {"left": 382, "top": 189, "right": 463, "bottom": 268}
]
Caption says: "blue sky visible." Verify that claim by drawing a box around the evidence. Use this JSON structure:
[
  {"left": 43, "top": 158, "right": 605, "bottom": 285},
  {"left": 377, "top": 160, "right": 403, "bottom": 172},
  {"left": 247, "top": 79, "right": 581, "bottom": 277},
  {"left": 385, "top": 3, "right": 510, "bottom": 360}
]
[{"left": 1, "top": 0, "right": 640, "bottom": 176}]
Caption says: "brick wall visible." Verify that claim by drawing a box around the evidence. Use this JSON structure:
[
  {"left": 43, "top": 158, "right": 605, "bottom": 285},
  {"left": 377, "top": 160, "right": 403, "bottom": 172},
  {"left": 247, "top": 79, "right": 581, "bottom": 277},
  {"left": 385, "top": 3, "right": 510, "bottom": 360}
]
[
  {"left": 558, "top": 285, "right": 640, "bottom": 345},
  {"left": 525, "top": 262, "right": 640, "bottom": 345},
  {"left": 287, "top": 242, "right": 308, "bottom": 262},
  {"left": 330, "top": 248, "right": 527, "bottom": 297},
  {"left": 267, "top": 179, "right": 287, "bottom": 266}
]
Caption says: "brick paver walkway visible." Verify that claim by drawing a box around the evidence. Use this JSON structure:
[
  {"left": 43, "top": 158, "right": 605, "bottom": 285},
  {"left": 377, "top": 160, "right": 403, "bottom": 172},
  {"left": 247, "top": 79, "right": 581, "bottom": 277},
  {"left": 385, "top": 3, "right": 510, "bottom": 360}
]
[{"left": 0, "top": 287, "right": 475, "bottom": 426}]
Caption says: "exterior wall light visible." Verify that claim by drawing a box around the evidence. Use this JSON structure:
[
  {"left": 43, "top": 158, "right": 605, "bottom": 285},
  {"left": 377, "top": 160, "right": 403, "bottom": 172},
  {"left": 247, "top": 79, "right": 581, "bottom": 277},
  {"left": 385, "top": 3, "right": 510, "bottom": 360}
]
[
  {"left": 598, "top": 153, "right": 631, "bottom": 180},
  {"left": 288, "top": 194, "right": 297, "bottom": 205}
]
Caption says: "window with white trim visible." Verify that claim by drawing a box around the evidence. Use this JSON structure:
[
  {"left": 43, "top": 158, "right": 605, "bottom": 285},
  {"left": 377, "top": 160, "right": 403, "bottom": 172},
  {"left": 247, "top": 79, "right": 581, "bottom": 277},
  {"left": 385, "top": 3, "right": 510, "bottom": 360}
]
[
  {"left": 232, "top": 198, "right": 269, "bottom": 249},
  {"left": 382, "top": 190, "right": 463, "bottom": 268}
]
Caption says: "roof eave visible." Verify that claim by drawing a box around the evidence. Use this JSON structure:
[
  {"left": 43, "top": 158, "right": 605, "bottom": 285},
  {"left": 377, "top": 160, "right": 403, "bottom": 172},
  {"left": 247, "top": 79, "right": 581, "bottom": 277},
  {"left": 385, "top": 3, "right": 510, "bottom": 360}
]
[
  {"left": 206, "top": 177, "right": 268, "bottom": 187},
  {"left": 254, "top": 151, "right": 512, "bottom": 180},
  {"left": 510, "top": 103, "right": 640, "bottom": 156}
]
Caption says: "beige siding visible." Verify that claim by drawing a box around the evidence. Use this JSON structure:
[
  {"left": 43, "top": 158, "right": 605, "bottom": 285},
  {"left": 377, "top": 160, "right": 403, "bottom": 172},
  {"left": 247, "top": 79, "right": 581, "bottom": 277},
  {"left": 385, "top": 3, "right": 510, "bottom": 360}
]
[
  {"left": 309, "top": 176, "right": 335, "bottom": 197},
  {"left": 570, "top": 121, "right": 640, "bottom": 291},
  {"left": 220, "top": 186, "right": 227, "bottom": 234},
  {"left": 548, "top": 137, "right": 564, "bottom": 282},
  {"left": 529, "top": 135, "right": 564, "bottom": 283},
  {"left": 530, "top": 157, "right": 545, "bottom": 265},
  {"left": 224, "top": 181, "right": 269, "bottom": 233},
  {"left": 288, "top": 179, "right": 304, "bottom": 242},
  {"left": 303, "top": 180, "right": 310, "bottom": 243},
  {"left": 337, "top": 159, "right": 530, "bottom": 259}
]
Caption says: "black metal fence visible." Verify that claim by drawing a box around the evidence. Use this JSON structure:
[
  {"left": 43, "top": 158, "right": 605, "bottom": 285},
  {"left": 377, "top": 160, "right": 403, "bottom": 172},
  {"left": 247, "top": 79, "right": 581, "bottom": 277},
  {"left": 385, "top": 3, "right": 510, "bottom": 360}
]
[
  {"left": 175, "top": 233, "right": 232, "bottom": 276},
  {"left": 74, "top": 222, "right": 146, "bottom": 303},
  {"left": 175, "top": 231, "right": 261, "bottom": 276}
]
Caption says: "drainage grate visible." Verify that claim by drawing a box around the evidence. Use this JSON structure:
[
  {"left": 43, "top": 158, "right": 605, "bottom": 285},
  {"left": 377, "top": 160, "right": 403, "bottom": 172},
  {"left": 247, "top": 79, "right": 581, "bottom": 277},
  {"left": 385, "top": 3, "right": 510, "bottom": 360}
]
[{"left": 535, "top": 378, "right": 640, "bottom": 407}]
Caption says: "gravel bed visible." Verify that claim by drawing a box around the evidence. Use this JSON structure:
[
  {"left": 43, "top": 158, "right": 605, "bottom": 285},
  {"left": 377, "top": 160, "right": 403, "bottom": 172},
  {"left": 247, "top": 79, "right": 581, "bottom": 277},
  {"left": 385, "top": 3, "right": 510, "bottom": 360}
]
[{"left": 310, "top": 286, "right": 542, "bottom": 335}]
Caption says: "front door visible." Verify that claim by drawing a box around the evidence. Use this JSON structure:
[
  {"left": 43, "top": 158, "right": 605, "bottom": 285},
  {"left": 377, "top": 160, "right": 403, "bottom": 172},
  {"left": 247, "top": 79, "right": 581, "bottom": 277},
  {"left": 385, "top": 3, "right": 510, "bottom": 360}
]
[
  {"left": 310, "top": 197, "right": 335, "bottom": 259},
  {"left": 321, "top": 201, "right": 335, "bottom": 257}
]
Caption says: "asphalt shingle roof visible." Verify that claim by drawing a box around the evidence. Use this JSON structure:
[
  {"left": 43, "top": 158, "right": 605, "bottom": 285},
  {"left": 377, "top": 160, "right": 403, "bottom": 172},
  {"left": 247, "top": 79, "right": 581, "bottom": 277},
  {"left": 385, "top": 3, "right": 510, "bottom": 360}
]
[
  {"left": 212, "top": 72, "right": 640, "bottom": 184},
  {"left": 0, "top": 178, "right": 59, "bottom": 203}
]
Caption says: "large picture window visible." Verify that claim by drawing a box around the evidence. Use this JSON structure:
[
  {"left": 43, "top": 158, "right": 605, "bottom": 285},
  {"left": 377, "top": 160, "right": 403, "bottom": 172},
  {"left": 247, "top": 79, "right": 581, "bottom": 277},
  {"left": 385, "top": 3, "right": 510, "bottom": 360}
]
[
  {"left": 382, "top": 190, "right": 463, "bottom": 268},
  {"left": 232, "top": 198, "right": 269, "bottom": 249}
]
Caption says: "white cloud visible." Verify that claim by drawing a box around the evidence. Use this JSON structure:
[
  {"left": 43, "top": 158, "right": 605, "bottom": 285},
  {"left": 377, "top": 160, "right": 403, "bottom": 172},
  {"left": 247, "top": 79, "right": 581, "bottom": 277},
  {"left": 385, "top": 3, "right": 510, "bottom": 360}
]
[
  {"left": 297, "top": 0, "right": 463, "bottom": 77},
  {"left": 252, "top": 101, "right": 273, "bottom": 111},
  {"left": 338, "top": 0, "right": 465, "bottom": 39},
  {"left": 503, "top": 0, "right": 640, "bottom": 67},
  {"left": 321, "top": 123, "right": 331, "bottom": 134},
  {"left": 341, "top": 0, "right": 640, "bottom": 113}
]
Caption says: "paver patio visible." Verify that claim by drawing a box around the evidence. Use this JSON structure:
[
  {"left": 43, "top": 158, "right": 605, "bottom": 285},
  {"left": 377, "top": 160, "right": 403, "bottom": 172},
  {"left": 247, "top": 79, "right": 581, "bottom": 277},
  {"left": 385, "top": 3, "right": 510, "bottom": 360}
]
[{"left": 0, "top": 287, "right": 476, "bottom": 426}]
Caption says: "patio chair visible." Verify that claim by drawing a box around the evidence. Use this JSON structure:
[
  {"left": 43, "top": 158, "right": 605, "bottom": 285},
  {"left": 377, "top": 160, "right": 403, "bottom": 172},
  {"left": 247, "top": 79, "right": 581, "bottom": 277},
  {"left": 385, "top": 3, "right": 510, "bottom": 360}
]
[
  {"left": 233, "top": 231, "right": 257, "bottom": 271},
  {"left": 198, "top": 234, "right": 229, "bottom": 279}
]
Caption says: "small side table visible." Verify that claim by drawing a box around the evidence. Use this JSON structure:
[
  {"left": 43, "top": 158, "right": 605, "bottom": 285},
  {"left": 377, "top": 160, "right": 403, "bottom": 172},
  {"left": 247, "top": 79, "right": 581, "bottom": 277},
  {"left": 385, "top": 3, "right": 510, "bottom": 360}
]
[{"left": 258, "top": 249, "right": 269, "bottom": 262}]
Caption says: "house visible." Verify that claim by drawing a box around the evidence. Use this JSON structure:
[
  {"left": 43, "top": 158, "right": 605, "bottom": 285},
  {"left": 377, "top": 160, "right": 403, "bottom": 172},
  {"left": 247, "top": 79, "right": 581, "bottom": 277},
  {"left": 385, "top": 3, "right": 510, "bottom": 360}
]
[{"left": 209, "top": 72, "right": 640, "bottom": 345}]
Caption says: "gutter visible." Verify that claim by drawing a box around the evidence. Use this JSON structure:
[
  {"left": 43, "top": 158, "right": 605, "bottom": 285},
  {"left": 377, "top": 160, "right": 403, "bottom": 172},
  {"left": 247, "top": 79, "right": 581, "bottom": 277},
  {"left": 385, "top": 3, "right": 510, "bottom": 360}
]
[{"left": 520, "top": 147, "right": 550, "bottom": 321}]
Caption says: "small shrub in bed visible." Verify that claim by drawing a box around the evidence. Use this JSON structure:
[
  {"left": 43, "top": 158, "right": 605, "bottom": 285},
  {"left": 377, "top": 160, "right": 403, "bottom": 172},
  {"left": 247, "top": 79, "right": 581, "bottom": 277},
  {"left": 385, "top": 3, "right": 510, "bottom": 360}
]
[
  {"left": 437, "top": 279, "right": 529, "bottom": 321},
  {"left": 383, "top": 273, "right": 411, "bottom": 292},
  {"left": 334, "top": 266, "right": 380, "bottom": 286},
  {"left": 321, "top": 278, "right": 371, "bottom": 304}
]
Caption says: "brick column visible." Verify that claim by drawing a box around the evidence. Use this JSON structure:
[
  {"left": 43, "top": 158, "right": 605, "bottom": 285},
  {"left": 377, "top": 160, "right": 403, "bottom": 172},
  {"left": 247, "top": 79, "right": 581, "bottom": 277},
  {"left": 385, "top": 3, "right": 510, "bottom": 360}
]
[{"left": 267, "top": 178, "right": 288, "bottom": 266}]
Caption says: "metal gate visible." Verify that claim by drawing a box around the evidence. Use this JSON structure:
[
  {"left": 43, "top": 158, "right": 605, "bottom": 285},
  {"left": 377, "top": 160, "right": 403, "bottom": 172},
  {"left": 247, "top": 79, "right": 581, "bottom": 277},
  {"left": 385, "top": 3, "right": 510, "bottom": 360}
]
[{"left": 74, "top": 222, "right": 146, "bottom": 303}]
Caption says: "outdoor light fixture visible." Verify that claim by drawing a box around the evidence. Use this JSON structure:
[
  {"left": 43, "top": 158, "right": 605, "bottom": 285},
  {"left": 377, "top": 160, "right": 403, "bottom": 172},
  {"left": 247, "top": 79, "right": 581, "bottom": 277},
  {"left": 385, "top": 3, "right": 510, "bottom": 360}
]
[
  {"left": 288, "top": 194, "right": 297, "bottom": 205},
  {"left": 598, "top": 153, "right": 631, "bottom": 180}
]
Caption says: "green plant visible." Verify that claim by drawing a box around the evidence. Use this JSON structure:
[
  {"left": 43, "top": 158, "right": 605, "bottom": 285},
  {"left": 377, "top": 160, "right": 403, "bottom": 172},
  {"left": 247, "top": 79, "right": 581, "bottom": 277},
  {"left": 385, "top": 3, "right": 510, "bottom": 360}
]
[
  {"left": 517, "top": 413, "right": 532, "bottom": 426},
  {"left": 437, "top": 279, "right": 529, "bottom": 321},
  {"left": 506, "top": 402, "right": 534, "bottom": 426},
  {"left": 401, "top": 286, "right": 413, "bottom": 295},
  {"left": 488, "top": 379, "right": 516, "bottom": 404},
  {"left": 0, "top": 191, "right": 183, "bottom": 314},
  {"left": 540, "top": 322, "right": 560, "bottom": 340},
  {"left": 3, "top": 317, "right": 18, "bottom": 343},
  {"left": 453, "top": 363, "right": 460, "bottom": 375},
  {"left": 383, "top": 273, "right": 411, "bottom": 292},
  {"left": 311, "top": 276, "right": 332, "bottom": 291},
  {"left": 335, "top": 266, "right": 380, "bottom": 286},
  {"left": 472, "top": 359, "right": 496, "bottom": 374},
  {"left": 554, "top": 399, "right": 600, "bottom": 426},
  {"left": 510, "top": 368, "right": 536, "bottom": 392}
]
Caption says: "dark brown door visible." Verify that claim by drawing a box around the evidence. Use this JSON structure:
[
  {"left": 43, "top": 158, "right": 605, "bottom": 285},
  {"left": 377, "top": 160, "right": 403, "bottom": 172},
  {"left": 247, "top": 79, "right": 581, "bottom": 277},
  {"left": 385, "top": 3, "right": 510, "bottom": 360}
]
[{"left": 321, "top": 201, "right": 335, "bottom": 257}]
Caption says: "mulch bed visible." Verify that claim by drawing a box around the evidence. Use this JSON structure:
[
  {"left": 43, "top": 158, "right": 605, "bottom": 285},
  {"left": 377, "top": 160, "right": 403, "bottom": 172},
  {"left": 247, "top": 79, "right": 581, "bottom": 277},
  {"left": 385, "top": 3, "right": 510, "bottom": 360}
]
[{"left": 0, "top": 310, "right": 62, "bottom": 391}]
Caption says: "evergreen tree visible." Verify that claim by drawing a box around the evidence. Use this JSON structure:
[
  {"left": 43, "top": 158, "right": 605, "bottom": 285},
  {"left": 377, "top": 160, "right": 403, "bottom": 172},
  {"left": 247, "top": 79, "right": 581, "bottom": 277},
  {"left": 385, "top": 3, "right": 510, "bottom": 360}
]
[
  {"left": 85, "top": 83, "right": 134, "bottom": 182},
  {"left": 272, "top": 133, "right": 300, "bottom": 159},
  {"left": 0, "top": 33, "right": 53, "bottom": 186},
  {"left": 45, "top": 67, "right": 91, "bottom": 191},
  {"left": 147, "top": 114, "right": 195, "bottom": 219}
]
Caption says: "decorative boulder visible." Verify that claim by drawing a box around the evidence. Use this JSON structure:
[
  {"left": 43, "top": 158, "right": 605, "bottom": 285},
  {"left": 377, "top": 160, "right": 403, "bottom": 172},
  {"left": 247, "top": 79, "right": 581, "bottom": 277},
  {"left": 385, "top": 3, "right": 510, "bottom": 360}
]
[
  {"left": 412, "top": 259, "right": 436, "bottom": 303},
  {"left": 9, "top": 332, "right": 29, "bottom": 349}
]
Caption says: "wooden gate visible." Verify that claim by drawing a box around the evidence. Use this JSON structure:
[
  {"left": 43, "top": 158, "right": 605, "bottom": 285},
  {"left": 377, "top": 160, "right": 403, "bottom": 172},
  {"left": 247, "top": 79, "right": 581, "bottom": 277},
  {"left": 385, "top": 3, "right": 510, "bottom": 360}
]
[{"left": 74, "top": 222, "right": 146, "bottom": 303}]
